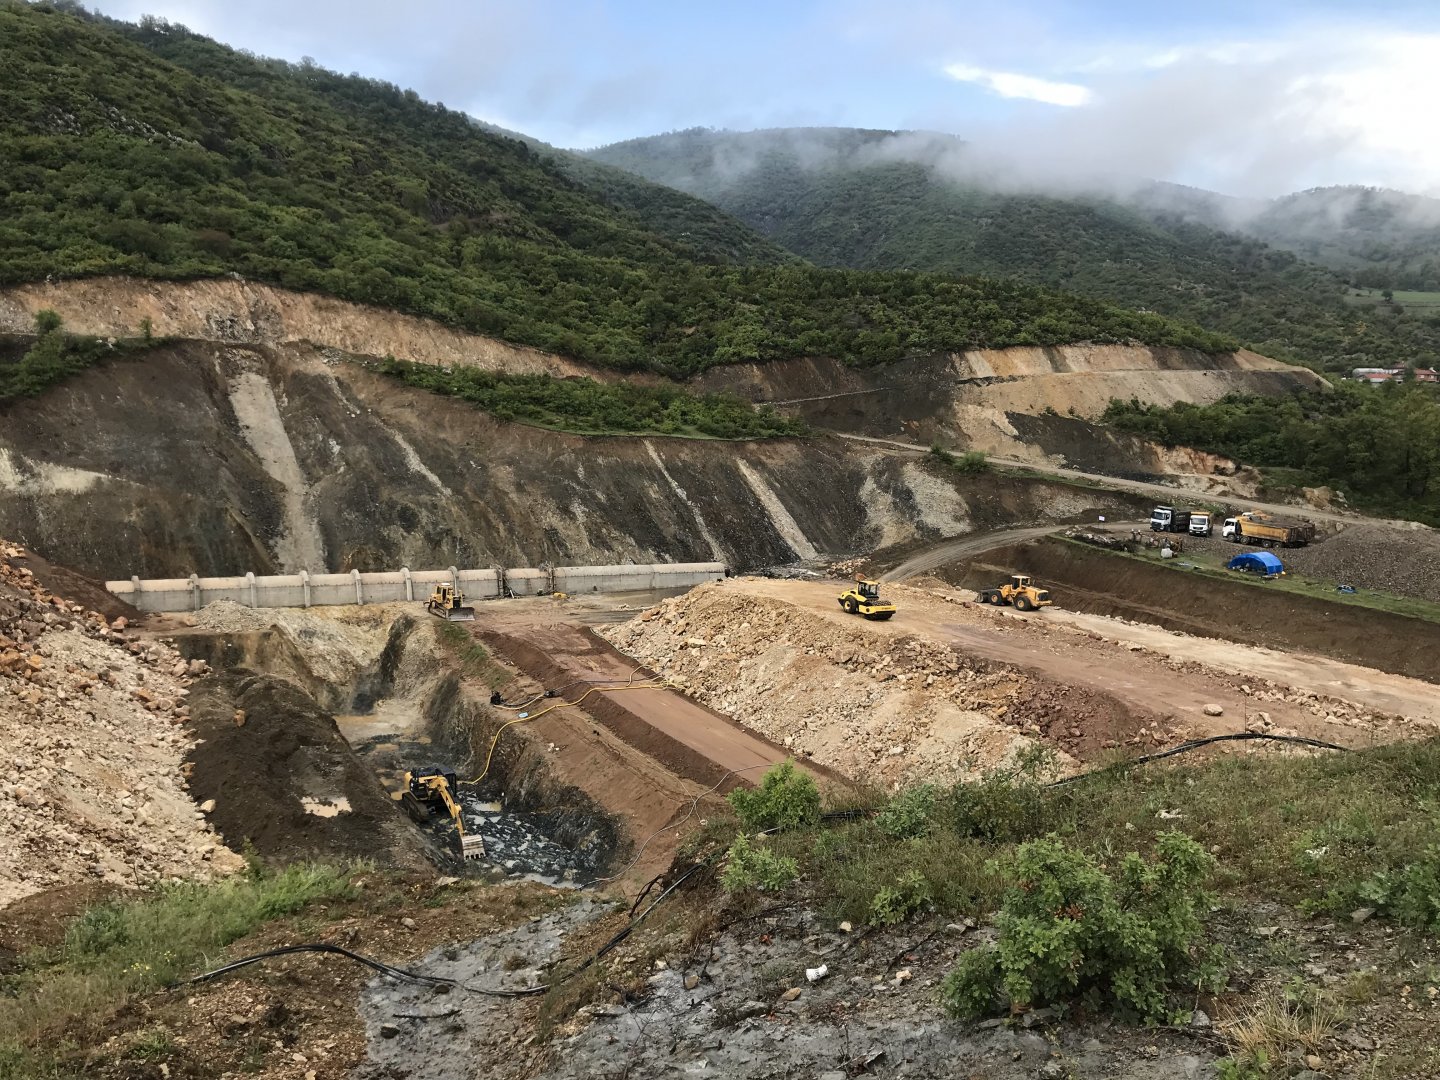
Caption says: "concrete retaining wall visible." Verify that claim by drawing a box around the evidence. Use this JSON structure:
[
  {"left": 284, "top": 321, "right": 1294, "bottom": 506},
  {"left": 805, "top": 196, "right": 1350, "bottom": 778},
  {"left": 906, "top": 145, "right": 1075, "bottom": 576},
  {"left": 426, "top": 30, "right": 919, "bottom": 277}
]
[{"left": 106, "top": 563, "right": 725, "bottom": 613}]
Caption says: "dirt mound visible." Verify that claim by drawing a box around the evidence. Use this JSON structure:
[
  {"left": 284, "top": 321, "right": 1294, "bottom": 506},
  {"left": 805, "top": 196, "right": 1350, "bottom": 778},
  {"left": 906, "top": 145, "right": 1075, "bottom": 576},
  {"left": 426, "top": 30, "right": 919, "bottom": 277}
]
[
  {"left": 1288, "top": 523, "right": 1440, "bottom": 603},
  {"left": 185, "top": 671, "right": 432, "bottom": 870},
  {"left": 0, "top": 542, "right": 242, "bottom": 909},
  {"left": 604, "top": 583, "right": 1154, "bottom": 786}
]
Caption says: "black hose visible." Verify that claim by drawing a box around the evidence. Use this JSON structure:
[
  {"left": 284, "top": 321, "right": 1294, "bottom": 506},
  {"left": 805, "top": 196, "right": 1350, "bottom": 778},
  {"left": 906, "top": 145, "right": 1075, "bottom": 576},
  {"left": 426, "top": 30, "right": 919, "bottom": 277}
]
[
  {"left": 174, "top": 943, "right": 545, "bottom": 998},
  {"left": 1045, "top": 731, "right": 1346, "bottom": 788}
]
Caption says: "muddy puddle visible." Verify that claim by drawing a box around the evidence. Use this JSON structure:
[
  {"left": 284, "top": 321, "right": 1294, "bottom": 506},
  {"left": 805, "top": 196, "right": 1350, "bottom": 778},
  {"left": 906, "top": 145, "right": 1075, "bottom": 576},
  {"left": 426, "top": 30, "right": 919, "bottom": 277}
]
[{"left": 336, "top": 705, "right": 601, "bottom": 887}]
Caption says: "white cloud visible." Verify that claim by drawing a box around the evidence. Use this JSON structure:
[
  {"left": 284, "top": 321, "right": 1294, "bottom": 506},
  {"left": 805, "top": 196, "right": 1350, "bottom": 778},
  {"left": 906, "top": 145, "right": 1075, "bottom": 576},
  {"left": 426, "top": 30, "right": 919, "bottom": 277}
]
[{"left": 942, "top": 63, "right": 1093, "bottom": 107}]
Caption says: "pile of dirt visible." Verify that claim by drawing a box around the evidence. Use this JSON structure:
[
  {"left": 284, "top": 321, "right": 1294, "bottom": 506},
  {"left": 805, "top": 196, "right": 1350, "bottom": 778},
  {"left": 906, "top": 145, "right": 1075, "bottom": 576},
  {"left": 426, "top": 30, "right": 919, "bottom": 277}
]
[
  {"left": 0, "top": 542, "right": 242, "bottom": 908},
  {"left": 190, "top": 599, "right": 403, "bottom": 687},
  {"left": 185, "top": 671, "right": 432, "bottom": 871},
  {"left": 603, "top": 583, "right": 1143, "bottom": 787},
  {"left": 1289, "top": 523, "right": 1440, "bottom": 602}
]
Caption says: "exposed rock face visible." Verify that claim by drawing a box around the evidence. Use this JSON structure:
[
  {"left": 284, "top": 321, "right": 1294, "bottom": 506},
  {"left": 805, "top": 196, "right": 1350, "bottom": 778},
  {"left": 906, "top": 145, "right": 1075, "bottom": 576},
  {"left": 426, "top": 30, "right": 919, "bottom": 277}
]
[
  {"left": 0, "top": 339, "right": 1150, "bottom": 579},
  {"left": 0, "top": 278, "right": 1315, "bottom": 579}
]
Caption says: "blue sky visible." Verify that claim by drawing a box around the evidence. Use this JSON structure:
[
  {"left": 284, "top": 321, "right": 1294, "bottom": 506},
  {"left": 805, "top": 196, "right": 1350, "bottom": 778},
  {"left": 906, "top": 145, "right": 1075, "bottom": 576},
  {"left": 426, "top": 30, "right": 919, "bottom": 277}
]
[{"left": 84, "top": 0, "right": 1440, "bottom": 196}]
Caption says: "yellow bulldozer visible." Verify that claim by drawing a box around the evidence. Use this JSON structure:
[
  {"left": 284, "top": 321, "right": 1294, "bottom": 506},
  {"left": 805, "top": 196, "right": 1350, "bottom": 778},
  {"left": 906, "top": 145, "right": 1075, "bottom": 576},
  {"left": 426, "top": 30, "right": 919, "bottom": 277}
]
[
  {"left": 978, "top": 574, "right": 1053, "bottom": 612},
  {"left": 400, "top": 765, "right": 486, "bottom": 860},
  {"left": 838, "top": 578, "right": 896, "bottom": 620},
  {"left": 426, "top": 582, "right": 475, "bottom": 622}
]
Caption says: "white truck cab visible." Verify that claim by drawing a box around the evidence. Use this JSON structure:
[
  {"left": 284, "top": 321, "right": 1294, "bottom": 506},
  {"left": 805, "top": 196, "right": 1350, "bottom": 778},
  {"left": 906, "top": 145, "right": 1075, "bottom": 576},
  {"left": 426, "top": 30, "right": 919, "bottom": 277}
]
[
  {"left": 1189, "top": 512, "right": 1212, "bottom": 536},
  {"left": 1222, "top": 517, "right": 1239, "bottom": 540}
]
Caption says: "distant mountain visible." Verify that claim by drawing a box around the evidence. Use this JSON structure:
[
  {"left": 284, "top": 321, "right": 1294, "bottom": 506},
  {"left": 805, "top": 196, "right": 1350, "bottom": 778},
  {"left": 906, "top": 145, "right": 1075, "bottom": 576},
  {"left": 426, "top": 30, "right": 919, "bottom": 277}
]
[
  {"left": 1248, "top": 187, "right": 1440, "bottom": 291},
  {"left": 590, "top": 129, "right": 1440, "bottom": 373},
  {"left": 0, "top": 4, "right": 1234, "bottom": 377}
]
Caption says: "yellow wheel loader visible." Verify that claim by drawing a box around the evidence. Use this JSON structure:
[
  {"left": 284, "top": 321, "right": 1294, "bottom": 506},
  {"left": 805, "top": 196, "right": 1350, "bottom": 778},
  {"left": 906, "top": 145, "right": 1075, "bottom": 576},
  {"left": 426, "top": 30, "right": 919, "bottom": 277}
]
[
  {"left": 426, "top": 583, "right": 475, "bottom": 622},
  {"left": 978, "top": 574, "right": 1053, "bottom": 612},
  {"left": 400, "top": 765, "right": 486, "bottom": 860},
  {"left": 837, "top": 578, "right": 896, "bottom": 620}
]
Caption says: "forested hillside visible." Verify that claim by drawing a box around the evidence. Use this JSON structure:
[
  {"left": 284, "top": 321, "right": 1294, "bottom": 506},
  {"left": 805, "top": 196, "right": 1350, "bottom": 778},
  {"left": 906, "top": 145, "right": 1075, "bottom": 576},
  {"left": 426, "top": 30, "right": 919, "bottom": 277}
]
[
  {"left": 1102, "top": 386, "right": 1440, "bottom": 524},
  {"left": 591, "top": 129, "right": 1440, "bottom": 374},
  {"left": 1246, "top": 187, "right": 1440, "bottom": 292},
  {"left": 0, "top": 3, "right": 1233, "bottom": 377}
]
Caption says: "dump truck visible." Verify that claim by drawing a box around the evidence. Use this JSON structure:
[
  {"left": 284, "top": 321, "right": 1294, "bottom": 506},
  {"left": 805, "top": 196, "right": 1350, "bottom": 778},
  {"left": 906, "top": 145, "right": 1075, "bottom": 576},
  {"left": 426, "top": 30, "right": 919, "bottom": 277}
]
[
  {"left": 1149, "top": 505, "right": 1192, "bottom": 533},
  {"left": 1222, "top": 511, "right": 1316, "bottom": 548},
  {"left": 1188, "top": 512, "right": 1212, "bottom": 537},
  {"left": 838, "top": 578, "right": 896, "bottom": 620},
  {"left": 978, "top": 574, "right": 1053, "bottom": 612}
]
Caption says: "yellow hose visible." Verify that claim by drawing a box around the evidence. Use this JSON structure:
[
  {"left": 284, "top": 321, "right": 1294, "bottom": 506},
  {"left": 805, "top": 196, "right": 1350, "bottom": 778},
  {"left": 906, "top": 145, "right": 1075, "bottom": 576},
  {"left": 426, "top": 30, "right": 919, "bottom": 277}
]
[{"left": 460, "top": 681, "right": 669, "bottom": 788}]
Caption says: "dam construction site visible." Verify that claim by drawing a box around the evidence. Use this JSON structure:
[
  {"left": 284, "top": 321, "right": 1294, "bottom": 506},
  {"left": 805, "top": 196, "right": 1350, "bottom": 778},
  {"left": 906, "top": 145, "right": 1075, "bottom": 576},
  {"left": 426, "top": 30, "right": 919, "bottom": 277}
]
[
  {"left": 4, "top": 277, "right": 1440, "bottom": 1080},
  {"left": 6, "top": 7, "right": 1440, "bottom": 1077}
]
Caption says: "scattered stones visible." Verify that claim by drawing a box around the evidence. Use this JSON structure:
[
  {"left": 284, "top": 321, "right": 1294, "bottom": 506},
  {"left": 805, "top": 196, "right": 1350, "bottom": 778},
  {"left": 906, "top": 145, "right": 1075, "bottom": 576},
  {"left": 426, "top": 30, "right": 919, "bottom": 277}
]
[{"left": 0, "top": 539, "right": 241, "bottom": 908}]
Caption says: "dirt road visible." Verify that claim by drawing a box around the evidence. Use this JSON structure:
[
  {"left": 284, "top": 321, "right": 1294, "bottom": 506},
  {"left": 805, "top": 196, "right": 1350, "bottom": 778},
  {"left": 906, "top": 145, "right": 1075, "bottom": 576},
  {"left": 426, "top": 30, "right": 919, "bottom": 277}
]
[
  {"left": 882, "top": 525, "right": 1091, "bottom": 582},
  {"left": 723, "top": 579, "right": 1429, "bottom": 749},
  {"left": 834, "top": 432, "right": 1363, "bottom": 528}
]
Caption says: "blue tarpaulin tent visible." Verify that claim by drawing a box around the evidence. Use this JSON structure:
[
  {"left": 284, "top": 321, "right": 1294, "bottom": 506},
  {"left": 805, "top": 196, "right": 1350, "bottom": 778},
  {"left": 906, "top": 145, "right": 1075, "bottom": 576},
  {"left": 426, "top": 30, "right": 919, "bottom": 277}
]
[{"left": 1226, "top": 551, "right": 1284, "bottom": 576}]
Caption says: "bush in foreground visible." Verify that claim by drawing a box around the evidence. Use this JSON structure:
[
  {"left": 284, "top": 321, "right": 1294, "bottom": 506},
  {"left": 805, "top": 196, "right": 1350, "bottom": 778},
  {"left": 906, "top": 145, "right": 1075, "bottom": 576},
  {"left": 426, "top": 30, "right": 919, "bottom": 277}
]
[
  {"left": 727, "top": 761, "right": 821, "bottom": 832},
  {"left": 720, "top": 834, "right": 798, "bottom": 892},
  {"left": 942, "top": 832, "right": 1219, "bottom": 1022}
]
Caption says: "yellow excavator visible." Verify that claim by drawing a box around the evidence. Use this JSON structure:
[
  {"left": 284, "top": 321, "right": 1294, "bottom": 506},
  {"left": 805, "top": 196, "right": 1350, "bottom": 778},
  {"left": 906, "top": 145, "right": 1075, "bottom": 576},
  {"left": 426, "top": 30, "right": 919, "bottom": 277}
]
[
  {"left": 426, "top": 583, "right": 475, "bottom": 622},
  {"left": 400, "top": 766, "right": 486, "bottom": 860},
  {"left": 978, "top": 574, "right": 1053, "bottom": 612},
  {"left": 838, "top": 578, "right": 896, "bottom": 620}
]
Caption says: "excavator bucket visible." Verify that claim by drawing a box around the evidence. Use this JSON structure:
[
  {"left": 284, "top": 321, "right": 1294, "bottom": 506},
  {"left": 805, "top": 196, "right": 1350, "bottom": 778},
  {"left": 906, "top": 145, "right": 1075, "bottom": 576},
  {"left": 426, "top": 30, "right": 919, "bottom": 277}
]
[{"left": 460, "top": 832, "right": 487, "bottom": 860}]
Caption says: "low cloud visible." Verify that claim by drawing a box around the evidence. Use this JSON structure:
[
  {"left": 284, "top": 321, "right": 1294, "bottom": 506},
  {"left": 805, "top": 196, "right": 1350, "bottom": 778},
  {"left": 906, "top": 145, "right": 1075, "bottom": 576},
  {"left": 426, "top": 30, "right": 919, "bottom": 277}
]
[{"left": 942, "top": 63, "right": 1092, "bottom": 107}]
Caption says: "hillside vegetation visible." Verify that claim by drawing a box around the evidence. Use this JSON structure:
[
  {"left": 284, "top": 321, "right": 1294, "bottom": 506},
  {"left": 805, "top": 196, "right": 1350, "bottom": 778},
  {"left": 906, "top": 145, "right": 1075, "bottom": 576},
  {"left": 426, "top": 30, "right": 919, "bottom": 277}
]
[
  {"left": 1242, "top": 187, "right": 1440, "bottom": 293},
  {"left": 0, "top": 3, "right": 1231, "bottom": 378},
  {"left": 1102, "top": 384, "right": 1440, "bottom": 525},
  {"left": 590, "top": 129, "right": 1440, "bottom": 374},
  {"left": 377, "top": 358, "right": 808, "bottom": 438}
]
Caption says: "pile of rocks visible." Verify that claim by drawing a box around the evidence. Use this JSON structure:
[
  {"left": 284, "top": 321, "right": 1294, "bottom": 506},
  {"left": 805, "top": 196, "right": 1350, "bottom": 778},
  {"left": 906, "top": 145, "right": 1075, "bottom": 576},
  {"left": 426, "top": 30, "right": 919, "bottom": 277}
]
[
  {"left": 0, "top": 542, "right": 242, "bottom": 908},
  {"left": 605, "top": 585, "right": 1075, "bottom": 788}
]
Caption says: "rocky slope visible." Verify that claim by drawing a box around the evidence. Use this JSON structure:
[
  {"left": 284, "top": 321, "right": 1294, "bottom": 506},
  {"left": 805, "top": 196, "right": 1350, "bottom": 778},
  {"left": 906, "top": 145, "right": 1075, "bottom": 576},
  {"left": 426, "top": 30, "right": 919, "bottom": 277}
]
[
  {"left": 0, "top": 278, "right": 1323, "bottom": 581},
  {"left": 0, "top": 340, "right": 1154, "bottom": 581},
  {"left": 0, "top": 541, "right": 242, "bottom": 908}
]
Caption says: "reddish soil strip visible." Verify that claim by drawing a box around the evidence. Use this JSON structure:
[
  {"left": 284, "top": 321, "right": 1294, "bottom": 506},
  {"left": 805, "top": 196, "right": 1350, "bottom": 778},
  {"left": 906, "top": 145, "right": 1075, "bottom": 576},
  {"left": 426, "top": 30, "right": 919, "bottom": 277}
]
[{"left": 472, "top": 615, "right": 840, "bottom": 793}]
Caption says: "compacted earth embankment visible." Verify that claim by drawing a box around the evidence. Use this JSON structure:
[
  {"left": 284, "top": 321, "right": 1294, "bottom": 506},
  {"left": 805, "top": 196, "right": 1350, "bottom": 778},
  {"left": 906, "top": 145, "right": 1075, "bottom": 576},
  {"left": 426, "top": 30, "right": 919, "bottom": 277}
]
[{"left": 951, "top": 536, "right": 1440, "bottom": 684}]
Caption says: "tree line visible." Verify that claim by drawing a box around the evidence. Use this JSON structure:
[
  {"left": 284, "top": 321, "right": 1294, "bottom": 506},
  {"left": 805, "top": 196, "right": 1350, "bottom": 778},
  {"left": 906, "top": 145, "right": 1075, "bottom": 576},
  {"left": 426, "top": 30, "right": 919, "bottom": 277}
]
[
  {"left": 1101, "top": 385, "right": 1440, "bottom": 524},
  {"left": 378, "top": 357, "right": 808, "bottom": 439}
]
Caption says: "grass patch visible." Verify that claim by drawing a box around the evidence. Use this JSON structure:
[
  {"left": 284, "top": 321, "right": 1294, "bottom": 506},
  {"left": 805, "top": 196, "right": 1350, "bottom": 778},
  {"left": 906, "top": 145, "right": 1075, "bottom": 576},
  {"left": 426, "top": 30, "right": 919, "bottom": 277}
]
[
  {"left": 434, "top": 619, "right": 510, "bottom": 690},
  {"left": 0, "top": 863, "right": 360, "bottom": 1079},
  {"left": 0, "top": 313, "right": 165, "bottom": 404},
  {"left": 1058, "top": 534, "right": 1440, "bottom": 626}
]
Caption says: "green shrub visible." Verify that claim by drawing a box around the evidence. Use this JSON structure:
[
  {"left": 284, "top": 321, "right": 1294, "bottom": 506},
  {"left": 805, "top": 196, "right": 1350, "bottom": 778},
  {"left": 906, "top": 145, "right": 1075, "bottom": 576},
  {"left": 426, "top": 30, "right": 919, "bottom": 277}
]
[
  {"left": 1324, "top": 846, "right": 1440, "bottom": 929},
  {"left": 877, "top": 784, "right": 938, "bottom": 839},
  {"left": 869, "top": 869, "right": 932, "bottom": 926},
  {"left": 720, "top": 834, "right": 799, "bottom": 892},
  {"left": 946, "top": 771, "right": 1050, "bottom": 843},
  {"left": 727, "top": 761, "right": 821, "bottom": 832},
  {"left": 941, "top": 832, "right": 1218, "bottom": 1022}
]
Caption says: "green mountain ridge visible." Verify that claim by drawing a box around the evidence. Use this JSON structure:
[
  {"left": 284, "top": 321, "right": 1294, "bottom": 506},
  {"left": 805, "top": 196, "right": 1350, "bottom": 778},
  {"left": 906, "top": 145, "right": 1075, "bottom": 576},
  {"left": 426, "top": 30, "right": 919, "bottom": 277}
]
[
  {"left": 0, "top": 3, "right": 1232, "bottom": 378},
  {"left": 589, "top": 128, "right": 1440, "bottom": 373}
]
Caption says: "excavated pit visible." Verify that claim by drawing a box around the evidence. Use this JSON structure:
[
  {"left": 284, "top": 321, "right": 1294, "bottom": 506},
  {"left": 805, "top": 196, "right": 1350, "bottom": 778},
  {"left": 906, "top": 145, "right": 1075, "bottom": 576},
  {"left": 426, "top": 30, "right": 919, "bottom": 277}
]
[{"left": 168, "top": 607, "right": 628, "bottom": 885}]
